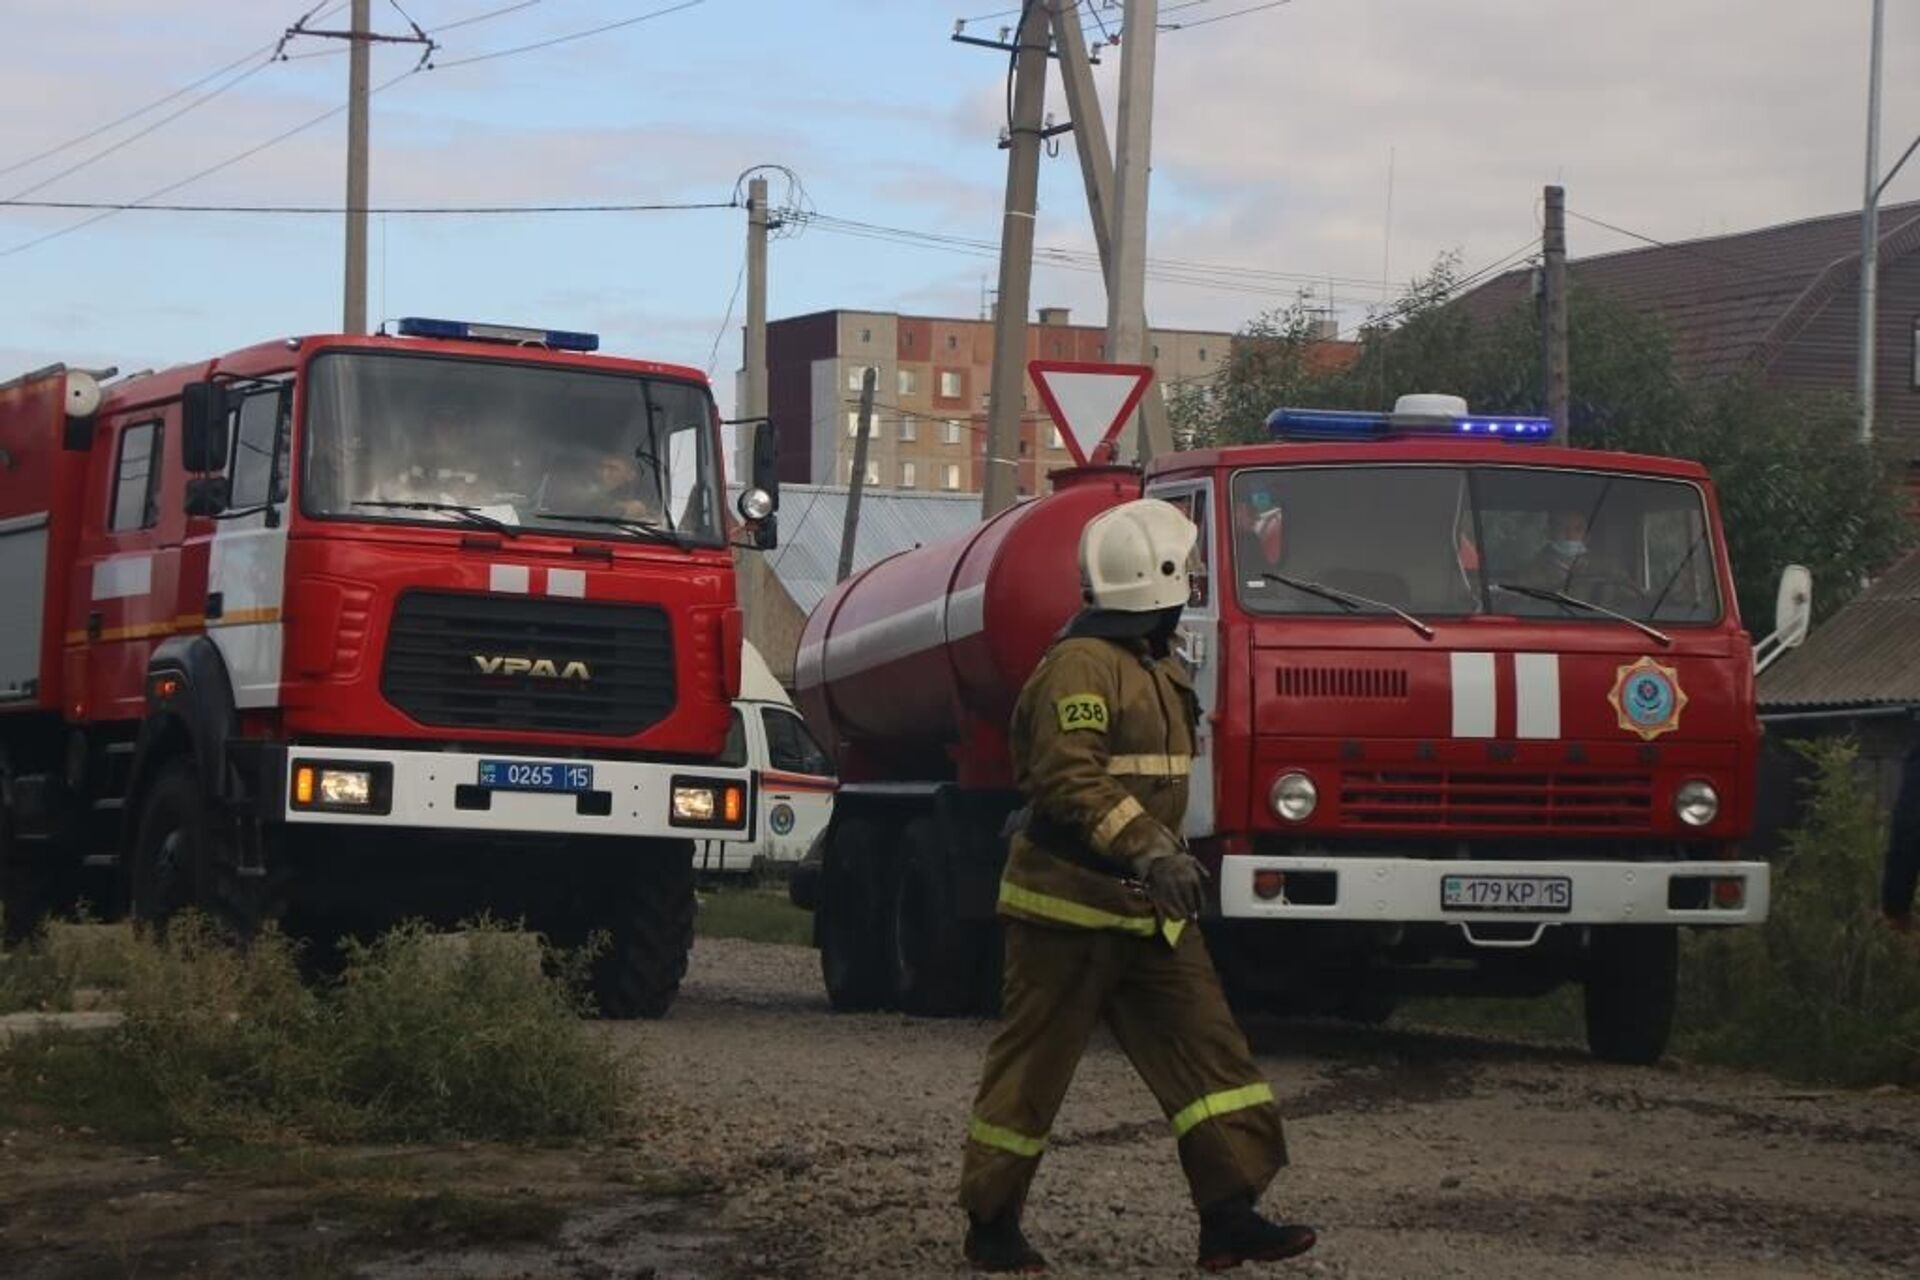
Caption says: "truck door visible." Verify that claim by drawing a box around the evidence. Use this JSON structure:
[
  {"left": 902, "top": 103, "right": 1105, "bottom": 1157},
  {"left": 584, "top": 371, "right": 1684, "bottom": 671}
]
[
  {"left": 758, "top": 704, "right": 835, "bottom": 864},
  {"left": 70, "top": 409, "right": 181, "bottom": 723},
  {"left": 1147, "top": 480, "right": 1218, "bottom": 838},
  {"left": 202, "top": 383, "right": 291, "bottom": 708}
]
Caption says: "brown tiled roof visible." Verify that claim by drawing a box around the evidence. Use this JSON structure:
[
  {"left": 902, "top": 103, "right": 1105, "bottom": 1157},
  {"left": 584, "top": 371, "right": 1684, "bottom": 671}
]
[
  {"left": 1455, "top": 202, "right": 1920, "bottom": 383},
  {"left": 1759, "top": 550, "right": 1920, "bottom": 710}
]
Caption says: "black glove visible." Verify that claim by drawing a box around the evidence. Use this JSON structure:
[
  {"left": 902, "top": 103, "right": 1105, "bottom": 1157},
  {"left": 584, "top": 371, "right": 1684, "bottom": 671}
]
[{"left": 1130, "top": 826, "right": 1207, "bottom": 921}]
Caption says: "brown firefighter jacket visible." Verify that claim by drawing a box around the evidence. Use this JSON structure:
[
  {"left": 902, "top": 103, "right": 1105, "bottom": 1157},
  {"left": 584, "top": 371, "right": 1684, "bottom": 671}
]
[{"left": 999, "top": 634, "right": 1198, "bottom": 938}]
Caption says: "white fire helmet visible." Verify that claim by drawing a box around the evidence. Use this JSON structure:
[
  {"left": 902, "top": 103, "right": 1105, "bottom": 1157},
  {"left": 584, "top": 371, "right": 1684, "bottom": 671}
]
[{"left": 1079, "top": 498, "right": 1198, "bottom": 614}]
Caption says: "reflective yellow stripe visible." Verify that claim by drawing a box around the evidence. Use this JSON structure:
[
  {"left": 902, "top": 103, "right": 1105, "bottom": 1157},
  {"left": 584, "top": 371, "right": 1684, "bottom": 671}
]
[
  {"left": 1089, "top": 794, "right": 1146, "bottom": 851},
  {"left": 1170, "top": 1083, "right": 1276, "bottom": 1139},
  {"left": 998, "top": 880, "right": 1155, "bottom": 935},
  {"left": 1106, "top": 754, "right": 1192, "bottom": 777},
  {"left": 968, "top": 1116, "right": 1046, "bottom": 1158}
]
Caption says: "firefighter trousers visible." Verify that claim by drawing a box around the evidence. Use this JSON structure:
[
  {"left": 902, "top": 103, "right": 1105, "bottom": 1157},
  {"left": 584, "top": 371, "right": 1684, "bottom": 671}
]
[{"left": 957, "top": 918, "right": 1287, "bottom": 1221}]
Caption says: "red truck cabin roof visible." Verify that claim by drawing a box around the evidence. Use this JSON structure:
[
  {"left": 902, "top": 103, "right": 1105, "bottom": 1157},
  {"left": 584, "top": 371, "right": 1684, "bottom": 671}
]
[
  {"left": 1150, "top": 438, "right": 1713, "bottom": 484},
  {"left": 101, "top": 334, "right": 712, "bottom": 416}
]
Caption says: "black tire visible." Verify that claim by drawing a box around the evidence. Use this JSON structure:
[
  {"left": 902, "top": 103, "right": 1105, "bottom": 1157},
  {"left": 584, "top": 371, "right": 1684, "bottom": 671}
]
[
  {"left": 1336, "top": 980, "right": 1400, "bottom": 1027},
  {"left": 1583, "top": 925, "right": 1678, "bottom": 1065},
  {"left": 818, "top": 815, "right": 893, "bottom": 1011},
  {"left": 590, "top": 843, "right": 696, "bottom": 1019},
  {"left": 889, "top": 819, "right": 978, "bottom": 1016},
  {"left": 0, "top": 773, "right": 46, "bottom": 948},
  {"left": 129, "top": 763, "right": 278, "bottom": 941}
]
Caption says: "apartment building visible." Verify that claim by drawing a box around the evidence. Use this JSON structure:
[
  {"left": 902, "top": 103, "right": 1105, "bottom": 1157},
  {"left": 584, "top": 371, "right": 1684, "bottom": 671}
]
[{"left": 755, "top": 307, "right": 1235, "bottom": 497}]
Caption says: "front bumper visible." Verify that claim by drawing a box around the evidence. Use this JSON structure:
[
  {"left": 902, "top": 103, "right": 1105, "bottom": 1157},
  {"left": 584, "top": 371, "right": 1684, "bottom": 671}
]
[
  {"left": 1218, "top": 855, "right": 1770, "bottom": 928},
  {"left": 276, "top": 744, "right": 751, "bottom": 840}
]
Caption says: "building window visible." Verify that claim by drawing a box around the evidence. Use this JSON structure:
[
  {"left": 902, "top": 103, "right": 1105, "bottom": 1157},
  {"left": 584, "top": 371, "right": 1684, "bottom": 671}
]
[
  {"left": 938, "top": 370, "right": 963, "bottom": 398},
  {"left": 110, "top": 420, "right": 162, "bottom": 531},
  {"left": 847, "top": 412, "right": 865, "bottom": 438},
  {"left": 860, "top": 328, "right": 872, "bottom": 344},
  {"left": 898, "top": 417, "right": 917, "bottom": 443},
  {"left": 943, "top": 419, "right": 963, "bottom": 446},
  {"left": 1198, "top": 347, "right": 1209, "bottom": 362},
  {"left": 1049, "top": 426, "right": 1063, "bottom": 451},
  {"left": 899, "top": 368, "right": 919, "bottom": 396},
  {"left": 900, "top": 461, "right": 917, "bottom": 488},
  {"left": 946, "top": 335, "right": 959, "bottom": 351},
  {"left": 848, "top": 459, "right": 879, "bottom": 486},
  {"left": 943, "top": 463, "right": 962, "bottom": 491},
  {"left": 1152, "top": 344, "right": 1161, "bottom": 359},
  {"left": 848, "top": 364, "right": 877, "bottom": 392}
]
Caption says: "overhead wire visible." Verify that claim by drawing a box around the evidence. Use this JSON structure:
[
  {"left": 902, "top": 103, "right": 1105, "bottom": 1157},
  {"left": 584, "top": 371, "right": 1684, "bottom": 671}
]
[
  {"left": 1565, "top": 209, "right": 1806, "bottom": 283},
  {"left": 433, "top": 0, "right": 704, "bottom": 69}
]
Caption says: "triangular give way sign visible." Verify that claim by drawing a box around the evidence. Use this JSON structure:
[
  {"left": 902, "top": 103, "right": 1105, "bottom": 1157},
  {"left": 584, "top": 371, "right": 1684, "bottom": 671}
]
[{"left": 1028, "top": 360, "right": 1155, "bottom": 465}]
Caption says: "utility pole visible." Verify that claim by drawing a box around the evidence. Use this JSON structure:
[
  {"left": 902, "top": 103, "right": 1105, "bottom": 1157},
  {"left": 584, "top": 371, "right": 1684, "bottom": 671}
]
[
  {"left": 1050, "top": 0, "right": 1174, "bottom": 453},
  {"left": 1859, "top": 0, "right": 1887, "bottom": 445},
  {"left": 343, "top": 0, "right": 371, "bottom": 335},
  {"left": 743, "top": 176, "right": 770, "bottom": 478},
  {"left": 981, "top": 2, "right": 1050, "bottom": 518},
  {"left": 1107, "top": 0, "right": 1166, "bottom": 463},
  {"left": 1542, "top": 184, "right": 1570, "bottom": 445},
  {"left": 837, "top": 367, "right": 877, "bottom": 583}
]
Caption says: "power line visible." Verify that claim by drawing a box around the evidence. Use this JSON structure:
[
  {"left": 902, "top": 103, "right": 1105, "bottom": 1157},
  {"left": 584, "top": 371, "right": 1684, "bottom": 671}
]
[
  {"left": 706, "top": 253, "right": 749, "bottom": 377},
  {"left": 0, "top": 2, "right": 347, "bottom": 183},
  {"left": 1565, "top": 209, "right": 1806, "bottom": 283},
  {"left": 0, "top": 198, "right": 736, "bottom": 214},
  {"left": 1161, "top": 0, "right": 1296, "bottom": 31},
  {"left": 433, "top": 0, "right": 704, "bottom": 69}
]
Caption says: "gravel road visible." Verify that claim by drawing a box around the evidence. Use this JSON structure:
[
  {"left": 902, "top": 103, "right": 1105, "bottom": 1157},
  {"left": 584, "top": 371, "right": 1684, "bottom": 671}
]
[{"left": 623, "top": 935, "right": 1920, "bottom": 1280}]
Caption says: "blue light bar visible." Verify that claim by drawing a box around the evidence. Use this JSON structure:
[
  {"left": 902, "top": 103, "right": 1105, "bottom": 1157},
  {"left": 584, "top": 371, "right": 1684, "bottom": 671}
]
[
  {"left": 1265, "top": 407, "right": 1392, "bottom": 438},
  {"left": 395, "top": 316, "right": 599, "bottom": 353},
  {"left": 1266, "top": 406, "right": 1555, "bottom": 443}
]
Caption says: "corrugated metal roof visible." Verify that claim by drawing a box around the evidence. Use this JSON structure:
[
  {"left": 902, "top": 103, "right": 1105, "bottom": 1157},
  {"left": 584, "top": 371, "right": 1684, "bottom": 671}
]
[
  {"left": 1759, "top": 551, "right": 1920, "bottom": 710},
  {"left": 729, "top": 483, "right": 990, "bottom": 615},
  {"left": 1455, "top": 200, "right": 1920, "bottom": 384}
]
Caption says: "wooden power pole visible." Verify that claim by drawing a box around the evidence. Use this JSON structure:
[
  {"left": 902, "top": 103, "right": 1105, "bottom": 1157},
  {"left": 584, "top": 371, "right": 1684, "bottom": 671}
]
[
  {"left": 1542, "top": 184, "right": 1569, "bottom": 444},
  {"left": 837, "top": 367, "right": 878, "bottom": 583},
  {"left": 343, "top": 0, "right": 371, "bottom": 335}
]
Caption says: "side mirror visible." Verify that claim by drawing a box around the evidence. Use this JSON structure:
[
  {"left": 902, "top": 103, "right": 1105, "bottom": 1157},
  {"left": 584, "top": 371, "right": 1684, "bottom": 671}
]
[
  {"left": 185, "top": 475, "right": 231, "bottom": 518},
  {"left": 750, "top": 421, "right": 780, "bottom": 506},
  {"left": 180, "top": 381, "right": 231, "bottom": 473},
  {"left": 1774, "top": 564, "right": 1812, "bottom": 649}
]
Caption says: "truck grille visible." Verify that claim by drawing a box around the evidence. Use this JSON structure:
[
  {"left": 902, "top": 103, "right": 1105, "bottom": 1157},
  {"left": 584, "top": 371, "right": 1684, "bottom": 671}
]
[
  {"left": 381, "top": 591, "right": 675, "bottom": 737},
  {"left": 1340, "top": 768, "right": 1655, "bottom": 831}
]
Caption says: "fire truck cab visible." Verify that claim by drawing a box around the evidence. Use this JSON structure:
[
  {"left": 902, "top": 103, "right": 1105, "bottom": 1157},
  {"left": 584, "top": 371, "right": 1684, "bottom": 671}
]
[{"left": 0, "top": 319, "right": 780, "bottom": 1016}]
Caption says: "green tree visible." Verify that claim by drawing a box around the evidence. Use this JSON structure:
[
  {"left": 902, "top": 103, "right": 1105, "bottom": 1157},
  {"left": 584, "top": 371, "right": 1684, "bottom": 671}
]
[{"left": 1183, "top": 255, "right": 1910, "bottom": 623}]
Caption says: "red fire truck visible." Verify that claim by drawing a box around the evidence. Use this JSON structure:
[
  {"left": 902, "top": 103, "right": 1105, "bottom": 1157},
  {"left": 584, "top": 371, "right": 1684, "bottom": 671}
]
[
  {"left": 791, "top": 395, "right": 1806, "bottom": 1062},
  {"left": 0, "top": 318, "right": 780, "bottom": 1017}
]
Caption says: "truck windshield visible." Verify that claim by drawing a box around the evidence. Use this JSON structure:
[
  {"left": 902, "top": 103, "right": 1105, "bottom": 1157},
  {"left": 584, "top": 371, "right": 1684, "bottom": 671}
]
[
  {"left": 1231, "top": 465, "right": 1721, "bottom": 625},
  {"left": 300, "top": 351, "right": 724, "bottom": 545}
]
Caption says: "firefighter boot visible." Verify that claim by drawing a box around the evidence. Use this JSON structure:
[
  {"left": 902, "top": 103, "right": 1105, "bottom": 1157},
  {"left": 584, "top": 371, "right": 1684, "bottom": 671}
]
[
  {"left": 964, "top": 1210, "right": 1049, "bottom": 1274},
  {"left": 1197, "top": 1192, "right": 1317, "bottom": 1271}
]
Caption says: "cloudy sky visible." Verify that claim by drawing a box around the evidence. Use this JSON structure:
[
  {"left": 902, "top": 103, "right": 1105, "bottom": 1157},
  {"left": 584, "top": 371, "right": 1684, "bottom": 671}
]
[{"left": 1, "top": 0, "right": 1914, "bottom": 415}]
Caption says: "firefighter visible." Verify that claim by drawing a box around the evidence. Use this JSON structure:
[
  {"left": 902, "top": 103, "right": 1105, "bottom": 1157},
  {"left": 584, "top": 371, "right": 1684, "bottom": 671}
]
[{"left": 957, "top": 498, "right": 1317, "bottom": 1274}]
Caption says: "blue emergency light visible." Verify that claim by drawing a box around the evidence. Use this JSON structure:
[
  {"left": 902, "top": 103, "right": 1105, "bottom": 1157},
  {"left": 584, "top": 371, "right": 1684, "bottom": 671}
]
[
  {"left": 1265, "top": 405, "right": 1554, "bottom": 442},
  {"left": 395, "top": 316, "right": 600, "bottom": 353}
]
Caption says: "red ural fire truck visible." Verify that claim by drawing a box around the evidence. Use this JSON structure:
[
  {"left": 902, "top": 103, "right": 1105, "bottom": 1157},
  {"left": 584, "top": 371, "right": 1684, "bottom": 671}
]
[
  {"left": 0, "top": 317, "right": 781, "bottom": 1016},
  {"left": 791, "top": 395, "right": 1806, "bottom": 1063}
]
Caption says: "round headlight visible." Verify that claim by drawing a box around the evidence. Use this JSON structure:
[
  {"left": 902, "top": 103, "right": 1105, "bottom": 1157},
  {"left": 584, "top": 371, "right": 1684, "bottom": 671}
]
[
  {"left": 1270, "top": 772, "right": 1318, "bottom": 823},
  {"left": 1674, "top": 780, "right": 1720, "bottom": 827},
  {"left": 737, "top": 487, "right": 775, "bottom": 521}
]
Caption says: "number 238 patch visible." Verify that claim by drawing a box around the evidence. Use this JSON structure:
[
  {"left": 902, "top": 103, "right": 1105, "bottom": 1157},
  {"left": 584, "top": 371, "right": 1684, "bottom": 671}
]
[{"left": 1055, "top": 693, "right": 1110, "bottom": 733}]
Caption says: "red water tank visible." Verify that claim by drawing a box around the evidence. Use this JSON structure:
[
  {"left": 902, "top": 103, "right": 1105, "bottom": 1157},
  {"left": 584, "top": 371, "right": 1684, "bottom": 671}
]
[{"left": 795, "top": 467, "right": 1138, "bottom": 787}]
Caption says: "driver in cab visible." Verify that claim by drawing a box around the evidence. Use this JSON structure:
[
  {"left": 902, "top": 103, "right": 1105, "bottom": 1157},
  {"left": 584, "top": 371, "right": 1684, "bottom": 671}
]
[
  {"left": 397, "top": 404, "right": 487, "bottom": 505},
  {"left": 1514, "top": 509, "right": 1643, "bottom": 606},
  {"left": 544, "top": 449, "right": 658, "bottom": 525}
]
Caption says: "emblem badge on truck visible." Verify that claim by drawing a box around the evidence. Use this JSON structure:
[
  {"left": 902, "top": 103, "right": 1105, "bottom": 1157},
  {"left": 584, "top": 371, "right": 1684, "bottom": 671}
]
[
  {"left": 1608, "top": 656, "right": 1686, "bottom": 741},
  {"left": 472, "top": 655, "right": 592, "bottom": 681}
]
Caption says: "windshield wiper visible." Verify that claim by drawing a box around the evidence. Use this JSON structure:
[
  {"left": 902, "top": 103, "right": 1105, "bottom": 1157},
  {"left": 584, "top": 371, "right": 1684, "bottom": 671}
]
[
  {"left": 1261, "top": 572, "right": 1435, "bottom": 640},
  {"left": 534, "top": 510, "right": 689, "bottom": 550},
  {"left": 1492, "top": 582, "right": 1672, "bottom": 646},
  {"left": 353, "top": 500, "right": 519, "bottom": 538}
]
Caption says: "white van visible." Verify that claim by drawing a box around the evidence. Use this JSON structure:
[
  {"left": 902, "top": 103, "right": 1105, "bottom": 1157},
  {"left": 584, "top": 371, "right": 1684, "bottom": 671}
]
[{"left": 692, "top": 643, "right": 836, "bottom": 876}]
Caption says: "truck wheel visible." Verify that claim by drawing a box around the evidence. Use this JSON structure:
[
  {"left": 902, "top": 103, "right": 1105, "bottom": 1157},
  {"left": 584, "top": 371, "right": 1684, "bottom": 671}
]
[
  {"left": 591, "top": 844, "right": 696, "bottom": 1019},
  {"left": 0, "top": 781, "right": 46, "bottom": 947},
  {"left": 889, "top": 819, "right": 977, "bottom": 1016},
  {"left": 129, "top": 764, "right": 274, "bottom": 940},
  {"left": 818, "top": 815, "right": 892, "bottom": 1011},
  {"left": 1583, "top": 925, "right": 1678, "bottom": 1065}
]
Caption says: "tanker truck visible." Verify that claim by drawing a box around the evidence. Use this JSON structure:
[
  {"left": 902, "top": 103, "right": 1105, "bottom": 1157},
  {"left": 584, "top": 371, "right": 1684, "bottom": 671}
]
[{"left": 791, "top": 395, "right": 1805, "bottom": 1064}]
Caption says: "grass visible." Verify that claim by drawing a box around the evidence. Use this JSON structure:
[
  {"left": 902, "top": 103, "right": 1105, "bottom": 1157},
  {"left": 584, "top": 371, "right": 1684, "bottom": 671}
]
[
  {"left": 0, "top": 915, "right": 625, "bottom": 1146},
  {"left": 697, "top": 884, "right": 814, "bottom": 946}
]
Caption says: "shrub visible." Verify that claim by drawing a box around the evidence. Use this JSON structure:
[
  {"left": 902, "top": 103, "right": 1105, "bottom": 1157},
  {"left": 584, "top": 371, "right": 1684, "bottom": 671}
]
[
  {"left": 0, "top": 917, "right": 623, "bottom": 1145},
  {"left": 1678, "top": 737, "right": 1920, "bottom": 1084}
]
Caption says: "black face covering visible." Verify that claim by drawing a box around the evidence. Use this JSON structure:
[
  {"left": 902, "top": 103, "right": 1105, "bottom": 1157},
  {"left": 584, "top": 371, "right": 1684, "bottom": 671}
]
[{"left": 1061, "top": 603, "right": 1186, "bottom": 656}]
